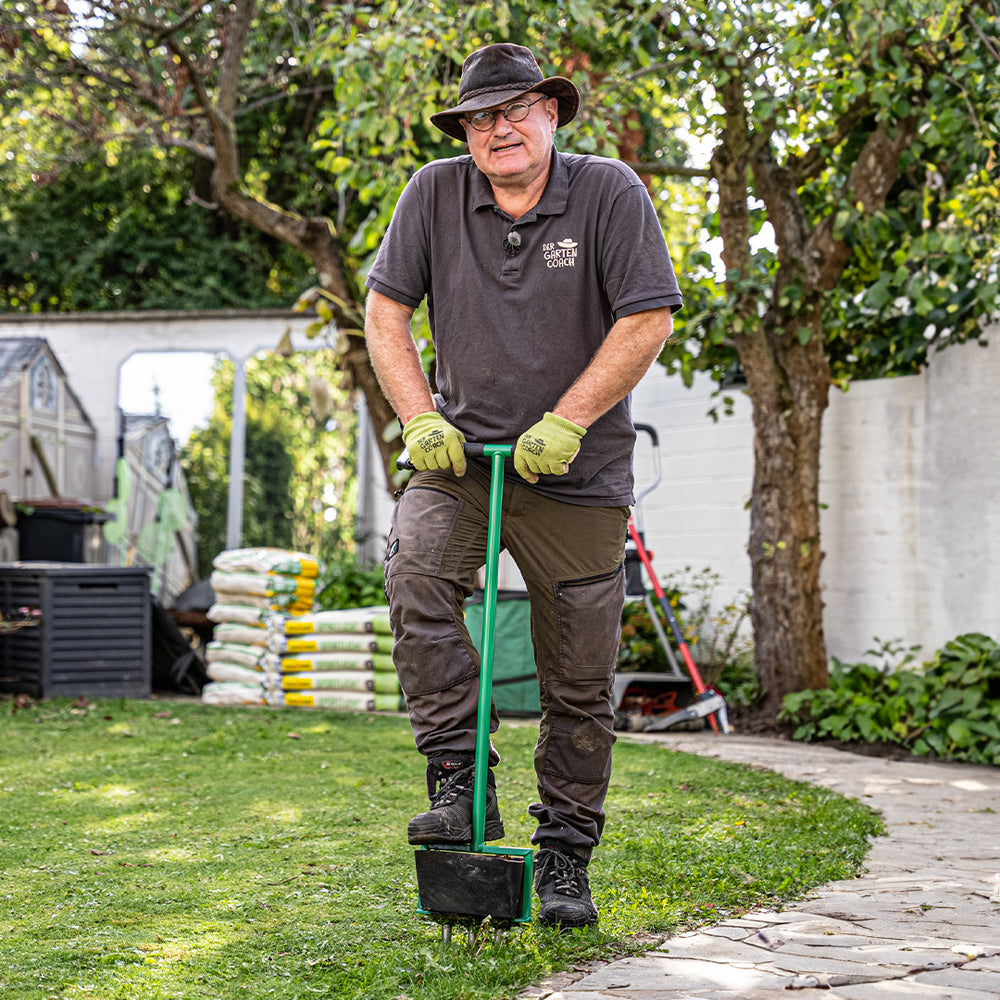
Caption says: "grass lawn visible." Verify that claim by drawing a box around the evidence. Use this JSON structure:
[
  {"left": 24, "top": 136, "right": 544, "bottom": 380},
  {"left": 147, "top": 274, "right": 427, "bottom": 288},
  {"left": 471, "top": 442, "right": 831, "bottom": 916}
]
[{"left": 0, "top": 699, "right": 882, "bottom": 999}]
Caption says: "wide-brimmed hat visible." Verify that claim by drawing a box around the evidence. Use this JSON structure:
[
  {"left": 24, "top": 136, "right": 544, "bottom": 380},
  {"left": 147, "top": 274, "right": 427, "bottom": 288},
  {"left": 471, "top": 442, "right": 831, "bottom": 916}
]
[{"left": 430, "top": 43, "right": 580, "bottom": 142}]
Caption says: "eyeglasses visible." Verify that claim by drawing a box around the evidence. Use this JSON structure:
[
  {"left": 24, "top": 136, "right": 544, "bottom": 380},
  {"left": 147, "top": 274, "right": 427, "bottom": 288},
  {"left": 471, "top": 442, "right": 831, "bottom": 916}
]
[{"left": 464, "top": 95, "right": 545, "bottom": 132}]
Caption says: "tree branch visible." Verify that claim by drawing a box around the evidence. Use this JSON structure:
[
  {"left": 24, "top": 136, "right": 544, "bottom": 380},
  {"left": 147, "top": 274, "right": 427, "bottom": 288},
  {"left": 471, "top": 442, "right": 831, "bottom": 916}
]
[
  {"left": 809, "top": 115, "right": 920, "bottom": 290},
  {"left": 217, "top": 0, "right": 256, "bottom": 120},
  {"left": 626, "top": 161, "right": 712, "bottom": 178}
]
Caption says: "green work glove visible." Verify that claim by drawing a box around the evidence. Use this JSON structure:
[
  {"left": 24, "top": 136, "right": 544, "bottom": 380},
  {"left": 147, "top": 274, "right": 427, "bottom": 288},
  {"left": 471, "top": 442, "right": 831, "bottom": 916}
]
[
  {"left": 514, "top": 412, "right": 586, "bottom": 484},
  {"left": 401, "top": 411, "right": 467, "bottom": 476}
]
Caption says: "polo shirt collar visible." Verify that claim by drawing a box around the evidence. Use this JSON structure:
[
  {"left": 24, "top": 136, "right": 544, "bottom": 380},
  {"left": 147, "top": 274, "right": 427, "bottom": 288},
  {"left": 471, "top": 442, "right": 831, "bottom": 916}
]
[{"left": 470, "top": 148, "right": 569, "bottom": 220}]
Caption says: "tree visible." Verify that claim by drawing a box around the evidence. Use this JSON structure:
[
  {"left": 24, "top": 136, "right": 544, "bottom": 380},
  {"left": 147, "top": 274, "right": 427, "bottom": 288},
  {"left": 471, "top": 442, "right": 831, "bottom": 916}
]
[
  {"left": 0, "top": 146, "right": 311, "bottom": 311},
  {"left": 318, "top": 0, "right": 1000, "bottom": 710},
  {"left": 181, "top": 351, "right": 356, "bottom": 577},
  {"left": 2, "top": 0, "right": 404, "bottom": 482},
  {"left": 614, "top": 1, "right": 1000, "bottom": 711},
  {"left": 6, "top": 0, "right": 998, "bottom": 714}
]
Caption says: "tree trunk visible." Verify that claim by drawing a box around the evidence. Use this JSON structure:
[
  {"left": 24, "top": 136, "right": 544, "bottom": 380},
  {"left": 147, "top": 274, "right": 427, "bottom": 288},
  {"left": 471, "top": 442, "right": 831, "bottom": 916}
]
[
  {"left": 709, "top": 58, "right": 925, "bottom": 715},
  {"left": 736, "top": 315, "right": 831, "bottom": 714},
  {"left": 197, "top": 0, "right": 401, "bottom": 491},
  {"left": 711, "top": 75, "right": 833, "bottom": 714}
]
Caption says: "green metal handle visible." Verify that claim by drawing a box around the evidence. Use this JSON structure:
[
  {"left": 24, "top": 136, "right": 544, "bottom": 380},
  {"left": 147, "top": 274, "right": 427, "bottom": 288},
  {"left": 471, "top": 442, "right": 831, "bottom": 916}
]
[{"left": 472, "top": 444, "right": 512, "bottom": 850}]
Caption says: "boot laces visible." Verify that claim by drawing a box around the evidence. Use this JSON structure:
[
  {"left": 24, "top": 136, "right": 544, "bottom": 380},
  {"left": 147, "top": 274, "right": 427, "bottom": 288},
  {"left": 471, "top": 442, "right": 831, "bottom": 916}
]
[
  {"left": 538, "top": 847, "right": 589, "bottom": 898},
  {"left": 429, "top": 764, "right": 474, "bottom": 806}
]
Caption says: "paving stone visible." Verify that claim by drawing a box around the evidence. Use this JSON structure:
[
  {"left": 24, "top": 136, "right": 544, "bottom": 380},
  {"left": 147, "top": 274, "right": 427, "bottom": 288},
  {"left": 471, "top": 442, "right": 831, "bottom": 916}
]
[
  {"left": 967, "top": 955, "right": 1000, "bottom": 972},
  {"left": 913, "top": 966, "right": 1000, "bottom": 990},
  {"left": 699, "top": 991, "right": 855, "bottom": 1000},
  {"left": 757, "top": 951, "right": 915, "bottom": 978},
  {"left": 655, "top": 932, "right": 783, "bottom": 964},
  {"left": 572, "top": 955, "right": 789, "bottom": 993},
  {"left": 772, "top": 940, "right": 963, "bottom": 969},
  {"left": 518, "top": 737, "right": 1000, "bottom": 1000},
  {"left": 703, "top": 924, "right": 754, "bottom": 940},
  {"left": 755, "top": 920, "right": 879, "bottom": 947},
  {"left": 539, "top": 992, "right": 623, "bottom": 999},
  {"left": 836, "top": 980, "right": 1000, "bottom": 1000},
  {"left": 740, "top": 910, "right": 827, "bottom": 925}
]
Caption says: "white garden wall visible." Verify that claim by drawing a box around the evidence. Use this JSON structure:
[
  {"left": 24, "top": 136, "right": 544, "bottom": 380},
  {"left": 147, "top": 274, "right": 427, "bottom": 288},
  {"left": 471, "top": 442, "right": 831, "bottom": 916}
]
[
  {"left": 2, "top": 310, "right": 995, "bottom": 663},
  {"left": 632, "top": 326, "right": 1000, "bottom": 664}
]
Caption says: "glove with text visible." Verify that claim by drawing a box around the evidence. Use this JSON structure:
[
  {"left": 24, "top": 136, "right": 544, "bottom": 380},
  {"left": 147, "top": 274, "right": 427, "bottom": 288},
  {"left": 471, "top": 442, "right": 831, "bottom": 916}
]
[
  {"left": 401, "top": 412, "right": 467, "bottom": 476},
  {"left": 513, "top": 412, "right": 586, "bottom": 484}
]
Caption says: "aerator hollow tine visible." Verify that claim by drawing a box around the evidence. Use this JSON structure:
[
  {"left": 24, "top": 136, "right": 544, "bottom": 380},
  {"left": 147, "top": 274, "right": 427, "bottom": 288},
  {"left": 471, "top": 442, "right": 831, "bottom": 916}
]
[{"left": 398, "top": 444, "right": 533, "bottom": 935}]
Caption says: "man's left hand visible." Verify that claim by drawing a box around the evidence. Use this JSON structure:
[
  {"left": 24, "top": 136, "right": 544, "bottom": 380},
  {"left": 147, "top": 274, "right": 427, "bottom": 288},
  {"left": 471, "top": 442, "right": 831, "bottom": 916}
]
[{"left": 513, "top": 412, "right": 586, "bottom": 484}]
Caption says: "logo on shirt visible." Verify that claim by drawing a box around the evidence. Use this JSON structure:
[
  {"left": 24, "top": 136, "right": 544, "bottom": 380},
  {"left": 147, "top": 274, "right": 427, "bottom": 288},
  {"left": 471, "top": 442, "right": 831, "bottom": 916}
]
[{"left": 543, "top": 238, "right": 579, "bottom": 269}]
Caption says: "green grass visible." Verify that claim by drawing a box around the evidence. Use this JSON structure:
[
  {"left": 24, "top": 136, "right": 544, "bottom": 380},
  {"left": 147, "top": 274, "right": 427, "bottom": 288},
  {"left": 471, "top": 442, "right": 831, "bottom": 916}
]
[{"left": 0, "top": 700, "right": 883, "bottom": 999}]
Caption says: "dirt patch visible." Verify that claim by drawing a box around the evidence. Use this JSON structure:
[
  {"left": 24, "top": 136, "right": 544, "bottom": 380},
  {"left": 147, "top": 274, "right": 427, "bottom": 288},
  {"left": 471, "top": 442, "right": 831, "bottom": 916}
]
[{"left": 724, "top": 705, "right": 941, "bottom": 764}]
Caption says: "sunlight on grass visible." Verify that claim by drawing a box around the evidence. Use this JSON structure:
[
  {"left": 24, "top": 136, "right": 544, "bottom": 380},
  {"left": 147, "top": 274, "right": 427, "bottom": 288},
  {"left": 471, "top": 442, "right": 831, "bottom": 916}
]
[
  {"left": 97, "top": 783, "right": 139, "bottom": 798},
  {"left": 258, "top": 804, "right": 304, "bottom": 824},
  {"left": 150, "top": 846, "right": 202, "bottom": 862},
  {"left": 105, "top": 722, "right": 137, "bottom": 737},
  {"left": 0, "top": 701, "right": 883, "bottom": 1000}
]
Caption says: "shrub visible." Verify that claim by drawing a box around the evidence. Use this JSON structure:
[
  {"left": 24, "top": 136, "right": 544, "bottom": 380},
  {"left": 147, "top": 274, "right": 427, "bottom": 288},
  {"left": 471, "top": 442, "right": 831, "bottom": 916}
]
[
  {"left": 314, "top": 552, "right": 386, "bottom": 610},
  {"left": 779, "top": 633, "right": 1000, "bottom": 765},
  {"left": 619, "top": 566, "right": 758, "bottom": 706}
]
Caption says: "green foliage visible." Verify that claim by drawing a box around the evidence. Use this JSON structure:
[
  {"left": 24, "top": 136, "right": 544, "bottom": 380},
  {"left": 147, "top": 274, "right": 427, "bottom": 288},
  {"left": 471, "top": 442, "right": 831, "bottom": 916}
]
[
  {"left": 314, "top": 551, "right": 386, "bottom": 610},
  {"left": 0, "top": 149, "right": 313, "bottom": 313},
  {"left": 779, "top": 633, "right": 1000, "bottom": 765},
  {"left": 633, "top": 1, "right": 1000, "bottom": 386},
  {"left": 0, "top": 700, "right": 881, "bottom": 999},
  {"left": 181, "top": 352, "right": 357, "bottom": 578},
  {"left": 618, "top": 590, "right": 684, "bottom": 672},
  {"left": 620, "top": 566, "right": 757, "bottom": 705}
]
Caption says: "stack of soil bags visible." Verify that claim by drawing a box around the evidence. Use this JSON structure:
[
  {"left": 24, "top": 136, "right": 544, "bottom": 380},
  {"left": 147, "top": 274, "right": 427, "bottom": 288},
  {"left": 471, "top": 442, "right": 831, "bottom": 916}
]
[
  {"left": 201, "top": 547, "right": 321, "bottom": 706},
  {"left": 263, "top": 605, "right": 402, "bottom": 712}
]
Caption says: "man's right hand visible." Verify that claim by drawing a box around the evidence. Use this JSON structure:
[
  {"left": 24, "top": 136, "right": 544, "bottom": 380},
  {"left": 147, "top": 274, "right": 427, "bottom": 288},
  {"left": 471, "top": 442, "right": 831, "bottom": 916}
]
[{"left": 401, "top": 412, "right": 467, "bottom": 476}]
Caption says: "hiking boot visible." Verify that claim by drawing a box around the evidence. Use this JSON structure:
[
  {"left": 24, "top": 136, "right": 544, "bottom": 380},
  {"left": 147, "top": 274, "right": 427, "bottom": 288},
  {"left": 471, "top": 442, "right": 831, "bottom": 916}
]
[
  {"left": 407, "top": 756, "right": 505, "bottom": 845},
  {"left": 534, "top": 842, "right": 598, "bottom": 928}
]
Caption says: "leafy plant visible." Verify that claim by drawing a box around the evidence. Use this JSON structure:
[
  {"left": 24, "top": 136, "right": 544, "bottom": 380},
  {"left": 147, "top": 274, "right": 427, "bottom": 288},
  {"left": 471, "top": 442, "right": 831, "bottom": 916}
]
[
  {"left": 314, "top": 552, "right": 386, "bottom": 610},
  {"left": 182, "top": 352, "right": 358, "bottom": 579},
  {"left": 619, "top": 566, "right": 758, "bottom": 706},
  {"left": 618, "top": 588, "right": 684, "bottom": 672},
  {"left": 779, "top": 633, "right": 1000, "bottom": 765}
]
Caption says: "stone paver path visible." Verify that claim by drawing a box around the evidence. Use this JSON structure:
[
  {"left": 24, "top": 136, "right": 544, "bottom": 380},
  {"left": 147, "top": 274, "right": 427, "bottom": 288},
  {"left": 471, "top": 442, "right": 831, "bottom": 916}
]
[{"left": 521, "top": 734, "right": 1000, "bottom": 999}]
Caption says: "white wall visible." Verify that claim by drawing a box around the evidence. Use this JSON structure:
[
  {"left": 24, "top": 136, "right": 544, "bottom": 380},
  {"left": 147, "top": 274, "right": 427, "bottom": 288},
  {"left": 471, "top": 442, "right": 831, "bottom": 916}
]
[
  {"left": 0, "top": 310, "right": 314, "bottom": 504},
  {"left": 631, "top": 370, "right": 754, "bottom": 597},
  {"left": 631, "top": 328, "right": 1000, "bottom": 664},
  {"left": 4, "top": 312, "right": 996, "bottom": 661}
]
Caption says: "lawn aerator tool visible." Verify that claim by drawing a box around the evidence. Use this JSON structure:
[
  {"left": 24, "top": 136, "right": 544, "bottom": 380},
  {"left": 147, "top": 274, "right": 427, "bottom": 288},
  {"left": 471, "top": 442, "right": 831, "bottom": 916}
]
[
  {"left": 397, "top": 444, "right": 532, "bottom": 936},
  {"left": 619, "top": 424, "right": 730, "bottom": 735}
]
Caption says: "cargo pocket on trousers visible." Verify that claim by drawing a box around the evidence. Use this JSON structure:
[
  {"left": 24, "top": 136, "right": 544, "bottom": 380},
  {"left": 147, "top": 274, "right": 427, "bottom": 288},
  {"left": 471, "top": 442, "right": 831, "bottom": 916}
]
[
  {"left": 555, "top": 565, "right": 625, "bottom": 678},
  {"left": 384, "top": 486, "right": 463, "bottom": 583}
]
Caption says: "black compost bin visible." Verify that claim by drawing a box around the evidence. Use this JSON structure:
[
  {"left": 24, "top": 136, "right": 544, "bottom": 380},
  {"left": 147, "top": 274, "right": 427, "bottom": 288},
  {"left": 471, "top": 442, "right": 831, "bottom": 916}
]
[
  {"left": 16, "top": 502, "right": 110, "bottom": 563},
  {"left": 0, "top": 563, "right": 151, "bottom": 699}
]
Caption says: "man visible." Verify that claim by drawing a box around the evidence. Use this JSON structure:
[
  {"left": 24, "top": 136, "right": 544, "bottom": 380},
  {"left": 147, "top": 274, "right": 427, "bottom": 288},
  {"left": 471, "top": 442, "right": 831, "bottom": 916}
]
[{"left": 364, "top": 42, "right": 682, "bottom": 928}]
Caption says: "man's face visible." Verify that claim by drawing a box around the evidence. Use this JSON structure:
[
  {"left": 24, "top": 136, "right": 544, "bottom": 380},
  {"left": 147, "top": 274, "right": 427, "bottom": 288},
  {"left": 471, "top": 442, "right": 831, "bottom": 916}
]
[{"left": 462, "top": 93, "right": 559, "bottom": 191}]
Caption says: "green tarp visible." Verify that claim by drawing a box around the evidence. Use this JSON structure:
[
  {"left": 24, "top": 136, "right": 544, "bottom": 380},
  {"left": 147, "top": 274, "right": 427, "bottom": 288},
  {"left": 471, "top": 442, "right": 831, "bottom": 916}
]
[{"left": 465, "top": 591, "right": 540, "bottom": 716}]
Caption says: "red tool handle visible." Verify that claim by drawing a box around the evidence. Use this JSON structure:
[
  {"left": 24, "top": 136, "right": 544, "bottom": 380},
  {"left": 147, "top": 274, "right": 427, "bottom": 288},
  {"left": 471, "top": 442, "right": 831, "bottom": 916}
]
[{"left": 627, "top": 517, "right": 719, "bottom": 734}]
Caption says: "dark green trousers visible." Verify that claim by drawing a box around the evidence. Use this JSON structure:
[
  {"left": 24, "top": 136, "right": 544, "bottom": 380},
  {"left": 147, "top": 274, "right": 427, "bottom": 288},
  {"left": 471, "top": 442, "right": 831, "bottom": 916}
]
[{"left": 384, "top": 460, "right": 628, "bottom": 857}]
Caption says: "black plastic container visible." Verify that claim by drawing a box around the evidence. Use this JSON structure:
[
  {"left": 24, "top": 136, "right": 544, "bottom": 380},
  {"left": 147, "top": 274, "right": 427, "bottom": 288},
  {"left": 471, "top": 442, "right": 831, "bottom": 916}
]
[
  {"left": 0, "top": 563, "right": 151, "bottom": 698},
  {"left": 16, "top": 505, "right": 109, "bottom": 563}
]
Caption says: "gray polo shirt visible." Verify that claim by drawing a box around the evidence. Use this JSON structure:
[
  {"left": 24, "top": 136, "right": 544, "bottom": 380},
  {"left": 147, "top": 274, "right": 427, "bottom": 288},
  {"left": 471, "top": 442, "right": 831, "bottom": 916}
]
[{"left": 366, "top": 148, "right": 682, "bottom": 505}]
